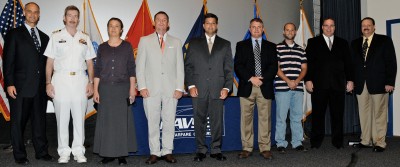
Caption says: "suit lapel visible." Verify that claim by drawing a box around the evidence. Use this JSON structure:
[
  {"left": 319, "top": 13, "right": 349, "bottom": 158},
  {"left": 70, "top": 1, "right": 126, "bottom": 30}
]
[
  {"left": 200, "top": 36, "right": 210, "bottom": 56},
  {"left": 356, "top": 38, "right": 364, "bottom": 60},
  {"left": 245, "top": 39, "right": 255, "bottom": 70},
  {"left": 211, "top": 36, "right": 223, "bottom": 56},
  {"left": 366, "top": 35, "right": 377, "bottom": 63},
  {"left": 151, "top": 32, "right": 163, "bottom": 56},
  {"left": 38, "top": 29, "right": 47, "bottom": 54},
  {"left": 318, "top": 36, "right": 330, "bottom": 52},
  {"left": 21, "top": 27, "right": 38, "bottom": 53}
]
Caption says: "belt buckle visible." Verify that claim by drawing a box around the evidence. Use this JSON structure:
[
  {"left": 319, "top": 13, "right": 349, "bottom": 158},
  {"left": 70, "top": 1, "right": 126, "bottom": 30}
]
[{"left": 69, "top": 72, "right": 76, "bottom": 75}]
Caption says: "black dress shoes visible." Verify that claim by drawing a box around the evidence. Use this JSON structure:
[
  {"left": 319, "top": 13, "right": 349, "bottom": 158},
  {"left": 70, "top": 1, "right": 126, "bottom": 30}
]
[
  {"left": 99, "top": 157, "right": 115, "bottom": 164},
  {"left": 373, "top": 146, "right": 385, "bottom": 152},
  {"left": 118, "top": 157, "right": 127, "bottom": 165},
  {"left": 353, "top": 143, "right": 372, "bottom": 148},
  {"left": 15, "top": 158, "right": 29, "bottom": 165},
  {"left": 295, "top": 145, "right": 308, "bottom": 152},
  {"left": 310, "top": 145, "right": 320, "bottom": 149},
  {"left": 36, "top": 154, "right": 54, "bottom": 161},
  {"left": 277, "top": 147, "right": 286, "bottom": 154},
  {"left": 210, "top": 153, "right": 227, "bottom": 161},
  {"left": 193, "top": 153, "right": 206, "bottom": 162}
]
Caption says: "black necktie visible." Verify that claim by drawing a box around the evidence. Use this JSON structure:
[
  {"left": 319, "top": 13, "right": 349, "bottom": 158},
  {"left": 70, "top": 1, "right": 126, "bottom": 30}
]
[
  {"left": 31, "top": 28, "right": 40, "bottom": 52},
  {"left": 254, "top": 40, "right": 261, "bottom": 77},
  {"left": 362, "top": 38, "right": 368, "bottom": 58}
]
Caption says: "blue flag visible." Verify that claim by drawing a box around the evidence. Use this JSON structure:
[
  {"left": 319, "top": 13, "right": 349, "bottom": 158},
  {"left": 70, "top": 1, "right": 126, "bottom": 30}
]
[
  {"left": 234, "top": 0, "right": 267, "bottom": 89},
  {"left": 182, "top": 0, "right": 207, "bottom": 56}
]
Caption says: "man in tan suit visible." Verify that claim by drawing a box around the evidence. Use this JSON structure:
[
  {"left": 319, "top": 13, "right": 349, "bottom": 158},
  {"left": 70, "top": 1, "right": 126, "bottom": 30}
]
[{"left": 136, "top": 11, "right": 184, "bottom": 164}]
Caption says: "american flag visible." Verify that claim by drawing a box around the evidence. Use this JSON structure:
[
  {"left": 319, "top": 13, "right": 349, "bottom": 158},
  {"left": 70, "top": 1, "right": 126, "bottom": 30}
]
[{"left": 0, "top": 0, "right": 25, "bottom": 121}]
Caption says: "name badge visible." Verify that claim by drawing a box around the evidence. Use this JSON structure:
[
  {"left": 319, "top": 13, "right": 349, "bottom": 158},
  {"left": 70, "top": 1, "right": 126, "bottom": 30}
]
[{"left": 58, "top": 39, "right": 66, "bottom": 43}]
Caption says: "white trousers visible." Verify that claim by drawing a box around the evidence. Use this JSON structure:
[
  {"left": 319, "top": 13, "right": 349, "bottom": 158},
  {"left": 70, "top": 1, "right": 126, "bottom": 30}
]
[
  {"left": 52, "top": 72, "right": 88, "bottom": 157},
  {"left": 143, "top": 95, "right": 177, "bottom": 156}
]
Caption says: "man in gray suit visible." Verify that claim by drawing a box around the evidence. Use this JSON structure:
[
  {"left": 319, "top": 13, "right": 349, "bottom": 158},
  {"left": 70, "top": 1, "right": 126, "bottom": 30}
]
[
  {"left": 185, "top": 13, "right": 233, "bottom": 162},
  {"left": 136, "top": 11, "right": 184, "bottom": 164}
]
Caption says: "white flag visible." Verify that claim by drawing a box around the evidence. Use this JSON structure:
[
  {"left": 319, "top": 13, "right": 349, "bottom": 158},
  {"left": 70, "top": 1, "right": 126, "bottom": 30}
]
[
  {"left": 294, "top": 8, "right": 314, "bottom": 120},
  {"left": 46, "top": 0, "right": 103, "bottom": 119}
]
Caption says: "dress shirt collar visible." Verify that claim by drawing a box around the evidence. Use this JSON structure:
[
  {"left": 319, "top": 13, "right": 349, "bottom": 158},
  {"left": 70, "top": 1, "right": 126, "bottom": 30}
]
[
  {"left": 322, "top": 34, "right": 334, "bottom": 48},
  {"left": 205, "top": 33, "right": 216, "bottom": 43},
  {"left": 156, "top": 32, "right": 167, "bottom": 41},
  {"left": 24, "top": 23, "right": 41, "bottom": 44},
  {"left": 363, "top": 32, "right": 374, "bottom": 47}
]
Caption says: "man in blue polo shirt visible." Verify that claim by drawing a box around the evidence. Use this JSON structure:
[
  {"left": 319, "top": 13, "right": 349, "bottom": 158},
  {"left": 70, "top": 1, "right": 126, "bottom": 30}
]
[{"left": 274, "top": 23, "right": 308, "bottom": 153}]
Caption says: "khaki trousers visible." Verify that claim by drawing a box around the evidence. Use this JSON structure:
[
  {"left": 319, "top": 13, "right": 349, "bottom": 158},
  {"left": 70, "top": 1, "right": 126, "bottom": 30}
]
[
  {"left": 240, "top": 86, "right": 271, "bottom": 152},
  {"left": 357, "top": 84, "right": 388, "bottom": 148}
]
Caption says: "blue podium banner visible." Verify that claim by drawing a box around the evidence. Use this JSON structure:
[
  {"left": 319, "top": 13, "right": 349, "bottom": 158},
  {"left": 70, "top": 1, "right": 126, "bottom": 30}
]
[{"left": 132, "top": 97, "right": 276, "bottom": 155}]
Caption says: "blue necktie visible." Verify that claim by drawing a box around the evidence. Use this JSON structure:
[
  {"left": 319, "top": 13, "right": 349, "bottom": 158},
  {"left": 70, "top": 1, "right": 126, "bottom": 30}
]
[{"left": 31, "top": 28, "right": 40, "bottom": 52}]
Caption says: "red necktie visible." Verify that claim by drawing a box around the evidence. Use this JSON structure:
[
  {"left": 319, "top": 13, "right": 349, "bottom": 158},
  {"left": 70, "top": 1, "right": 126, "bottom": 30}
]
[{"left": 160, "top": 36, "right": 165, "bottom": 53}]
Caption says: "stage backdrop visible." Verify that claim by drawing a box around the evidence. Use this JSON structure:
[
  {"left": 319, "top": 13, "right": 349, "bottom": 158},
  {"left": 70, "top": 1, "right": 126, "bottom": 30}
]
[{"left": 131, "top": 97, "right": 276, "bottom": 155}]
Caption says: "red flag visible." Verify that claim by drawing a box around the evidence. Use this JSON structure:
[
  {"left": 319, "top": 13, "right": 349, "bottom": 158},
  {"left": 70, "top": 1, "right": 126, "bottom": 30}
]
[
  {"left": 125, "top": 0, "right": 155, "bottom": 59},
  {"left": 0, "top": 33, "right": 10, "bottom": 121}
]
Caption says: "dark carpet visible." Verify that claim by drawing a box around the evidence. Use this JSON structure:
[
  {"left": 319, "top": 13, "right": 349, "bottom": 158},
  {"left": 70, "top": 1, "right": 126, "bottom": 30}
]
[{"left": 1, "top": 114, "right": 399, "bottom": 167}]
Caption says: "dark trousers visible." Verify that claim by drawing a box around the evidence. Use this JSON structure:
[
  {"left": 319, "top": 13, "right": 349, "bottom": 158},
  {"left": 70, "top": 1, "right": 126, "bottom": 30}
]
[
  {"left": 310, "top": 89, "right": 344, "bottom": 148},
  {"left": 192, "top": 92, "right": 224, "bottom": 154},
  {"left": 10, "top": 93, "right": 48, "bottom": 160}
]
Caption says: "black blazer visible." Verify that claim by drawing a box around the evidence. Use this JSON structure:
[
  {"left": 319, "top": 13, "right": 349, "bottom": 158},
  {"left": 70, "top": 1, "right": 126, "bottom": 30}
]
[
  {"left": 3, "top": 26, "right": 49, "bottom": 97},
  {"left": 304, "top": 35, "right": 353, "bottom": 92},
  {"left": 234, "top": 39, "right": 277, "bottom": 99},
  {"left": 184, "top": 35, "right": 233, "bottom": 99},
  {"left": 351, "top": 34, "right": 397, "bottom": 94}
]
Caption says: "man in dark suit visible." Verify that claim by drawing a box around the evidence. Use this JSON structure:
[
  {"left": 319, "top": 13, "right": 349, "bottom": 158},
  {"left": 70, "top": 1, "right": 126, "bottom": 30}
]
[
  {"left": 234, "top": 18, "right": 277, "bottom": 160},
  {"left": 351, "top": 17, "right": 397, "bottom": 152},
  {"left": 304, "top": 18, "right": 353, "bottom": 149},
  {"left": 3, "top": 2, "right": 53, "bottom": 165},
  {"left": 185, "top": 13, "right": 233, "bottom": 162}
]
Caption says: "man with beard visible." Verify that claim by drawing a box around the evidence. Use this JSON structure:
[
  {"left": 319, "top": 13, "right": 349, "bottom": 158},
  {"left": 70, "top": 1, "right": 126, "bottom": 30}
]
[
  {"left": 44, "top": 5, "right": 96, "bottom": 163},
  {"left": 274, "top": 23, "right": 308, "bottom": 153},
  {"left": 351, "top": 17, "right": 397, "bottom": 152}
]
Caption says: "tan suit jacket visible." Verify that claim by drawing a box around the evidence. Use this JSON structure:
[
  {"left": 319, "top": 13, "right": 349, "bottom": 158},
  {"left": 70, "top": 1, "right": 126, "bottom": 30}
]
[{"left": 136, "top": 32, "right": 184, "bottom": 97}]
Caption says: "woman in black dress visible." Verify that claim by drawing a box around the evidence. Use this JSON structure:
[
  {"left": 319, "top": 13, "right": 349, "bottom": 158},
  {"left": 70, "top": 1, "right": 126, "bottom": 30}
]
[{"left": 93, "top": 17, "right": 137, "bottom": 165}]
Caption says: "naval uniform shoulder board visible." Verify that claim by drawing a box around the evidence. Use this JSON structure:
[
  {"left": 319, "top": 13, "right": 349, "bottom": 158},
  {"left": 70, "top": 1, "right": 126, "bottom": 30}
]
[
  {"left": 52, "top": 29, "right": 61, "bottom": 34},
  {"left": 81, "top": 31, "right": 89, "bottom": 35}
]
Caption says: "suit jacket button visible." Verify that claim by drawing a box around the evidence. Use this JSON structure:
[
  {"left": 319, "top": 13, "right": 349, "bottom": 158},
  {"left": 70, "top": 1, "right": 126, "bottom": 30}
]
[{"left": 209, "top": 68, "right": 211, "bottom": 70}]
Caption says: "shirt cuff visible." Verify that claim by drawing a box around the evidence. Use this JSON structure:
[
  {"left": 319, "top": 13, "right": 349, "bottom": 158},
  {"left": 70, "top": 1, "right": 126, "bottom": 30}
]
[
  {"left": 138, "top": 87, "right": 146, "bottom": 91},
  {"left": 188, "top": 85, "right": 196, "bottom": 90},
  {"left": 223, "top": 88, "right": 230, "bottom": 92},
  {"left": 175, "top": 89, "right": 183, "bottom": 92}
]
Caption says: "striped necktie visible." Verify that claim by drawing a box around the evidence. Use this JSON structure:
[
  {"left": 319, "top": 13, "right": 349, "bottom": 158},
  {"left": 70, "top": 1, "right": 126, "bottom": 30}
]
[
  {"left": 362, "top": 38, "right": 368, "bottom": 59},
  {"left": 254, "top": 40, "right": 262, "bottom": 77}
]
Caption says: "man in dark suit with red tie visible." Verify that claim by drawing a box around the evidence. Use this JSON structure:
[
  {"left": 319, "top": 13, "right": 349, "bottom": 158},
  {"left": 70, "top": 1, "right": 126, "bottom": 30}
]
[
  {"left": 3, "top": 2, "right": 53, "bottom": 165},
  {"left": 351, "top": 17, "right": 397, "bottom": 152},
  {"left": 304, "top": 18, "right": 354, "bottom": 149}
]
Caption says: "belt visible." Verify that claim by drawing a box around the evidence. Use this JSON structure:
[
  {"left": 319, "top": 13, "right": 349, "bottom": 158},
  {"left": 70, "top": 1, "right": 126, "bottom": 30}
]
[{"left": 54, "top": 71, "right": 86, "bottom": 75}]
